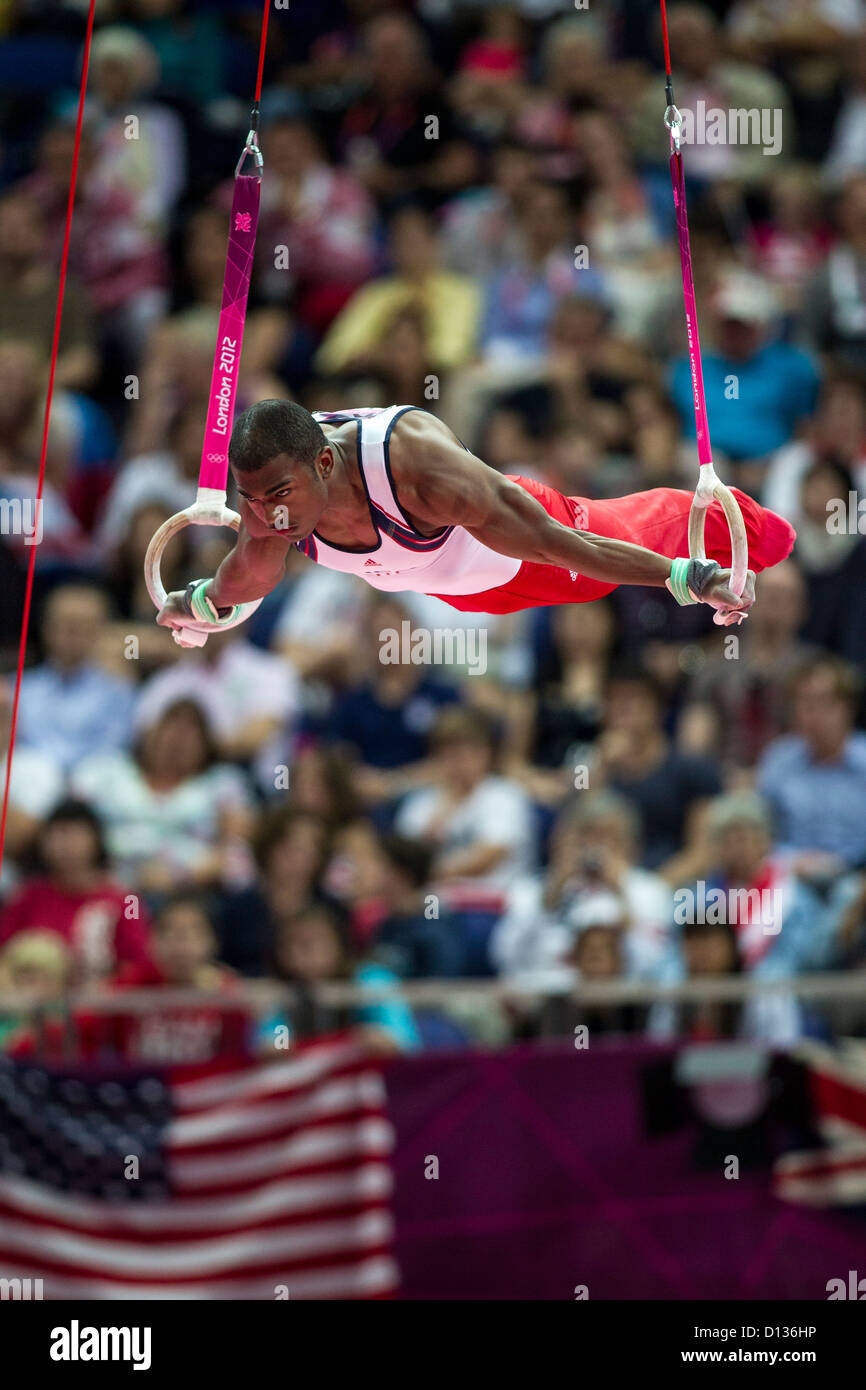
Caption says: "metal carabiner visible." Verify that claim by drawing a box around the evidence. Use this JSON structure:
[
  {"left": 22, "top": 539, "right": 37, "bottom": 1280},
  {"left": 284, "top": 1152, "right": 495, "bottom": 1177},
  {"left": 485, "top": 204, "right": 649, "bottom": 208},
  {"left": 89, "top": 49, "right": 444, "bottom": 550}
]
[
  {"left": 664, "top": 102, "right": 683, "bottom": 153},
  {"left": 235, "top": 128, "right": 264, "bottom": 179}
]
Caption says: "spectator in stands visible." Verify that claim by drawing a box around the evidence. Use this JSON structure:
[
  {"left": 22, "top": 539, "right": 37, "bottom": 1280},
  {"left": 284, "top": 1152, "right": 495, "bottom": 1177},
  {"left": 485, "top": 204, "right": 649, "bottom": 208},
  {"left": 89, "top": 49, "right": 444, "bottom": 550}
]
[
  {"left": 479, "top": 181, "right": 608, "bottom": 364},
  {"left": 0, "top": 188, "right": 97, "bottom": 391},
  {"left": 748, "top": 166, "right": 833, "bottom": 317},
  {"left": 591, "top": 667, "right": 723, "bottom": 874},
  {"left": 667, "top": 791, "right": 833, "bottom": 975},
  {"left": 679, "top": 559, "right": 819, "bottom": 768},
  {"left": 492, "top": 791, "right": 675, "bottom": 986},
  {"left": 825, "top": 867, "right": 866, "bottom": 1032},
  {"left": 576, "top": 109, "right": 678, "bottom": 343},
  {"left": 272, "top": 544, "right": 366, "bottom": 683},
  {"left": 315, "top": 204, "right": 481, "bottom": 377},
  {"left": 266, "top": 902, "right": 421, "bottom": 1052},
  {"left": 515, "top": 14, "right": 610, "bottom": 151},
  {"left": 802, "top": 174, "right": 866, "bottom": 370},
  {"left": 0, "top": 338, "right": 88, "bottom": 562},
  {"left": 634, "top": 3, "right": 791, "bottom": 186},
  {"left": 727, "top": 0, "right": 862, "bottom": 165},
  {"left": 396, "top": 706, "right": 535, "bottom": 972},
  {"left": 71, "top": 698, "right": 254, "bottom": 894},
  {"left": 86, "top": 26, "right": 186, "bottom": 225},
  {"left": 504, "top": 886, "right": 648, "bottom": 1040},
  {"left": 555, "top": 894, "right": 645, "bottom": 1038},
  {"left": 449, "top": 7, "right": 529, "bottom": 143},
  {"left": 623, "top": 383, "right": 696, "bottom": 492},
  {"left": 670, "top": 269, "right": 820, "bottom": 471},
  {"left": 0, "top": 677, "right": 64, "bottom": 880},
  {"left": 441, "top": 141, "right": 535, "bottom": 280},
  {"left": 134, "top": 621, "right": 300, "bottom": 790},
  {"left": 352, "top": 303, "right": 443, "bottom": 406},
  {"left": 728, "top": 0, "right": 865, "bottom": 59},
  {"left": 338, "top": 12, "right": 476, "bottom": 204},
  {"left": 648, "top": 919, "right": 803, "bottom": 1043},
  {"left": 762, "top": 370, "right": 866, "bottom": 524},
  {"left": 324, "top": 593, "right": 461, "bottom": 806},
  {"left": 289, "top": 745, "right": 363, "bottom": 831},
  {"left": 0, "top": 931, "right": 72, "bottom": 1050},
  {"left": 107, "top": 893, "right": 247, "bottom": 1063},
  {"left": 824, "top": 30, "right": 866, "bottom": 182},
  {"left": 791, "top": 457, "right": 866, "bottom": 663},
  {"left": 396, "top": 705, "right": 534, "bottom": 894},
  {"left": 319, "top": 817, "right": 387, "bottom": 949},
  {"left": 128, "top": 0, "right": 226, "bottom": 108},
  {"left": 368, "top": 834, "right": 466, "bottom": 979},
  {"left": 96, "top": 402, "right": 203, "bottom": 554},
  {"left": 0, "top": 323, "right": 114, "bottom": 540},
  {"left": 255, "top": 116, "right": 376, "bottom": 333},
  {"left": 25, "top": 116, "right": 169, "bottom": 364},
  {"left": 503, "top": 598, "right": 617, "bottom": 804},
  {"left": 0, "top": 800, "right": 153, "bottom": 986},
  {"left": 443, "top": 290, "right": 637, "bottom": 458},
  {"left": 219, "top": 806, "right": 332, "bottom": 976},
  {"left": 115, "top": 893, "right": 231, "bottom": 991},
  {"left": 830, "top": 871, "right": 866, "bottom": 968},
  {"left": 17, "top": 585, "right": 136, "bottom": 772},
  {"left": 757, "top": 656, "right": 866, "bottom": 873}
]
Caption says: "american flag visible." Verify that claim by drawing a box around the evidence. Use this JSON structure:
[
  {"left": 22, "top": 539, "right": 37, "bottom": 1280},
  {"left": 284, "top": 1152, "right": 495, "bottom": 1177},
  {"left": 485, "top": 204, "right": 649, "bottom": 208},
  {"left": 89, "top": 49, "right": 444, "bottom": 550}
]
[{"left": 0, "top": 1035, "right": 399, "bottom": 1299}]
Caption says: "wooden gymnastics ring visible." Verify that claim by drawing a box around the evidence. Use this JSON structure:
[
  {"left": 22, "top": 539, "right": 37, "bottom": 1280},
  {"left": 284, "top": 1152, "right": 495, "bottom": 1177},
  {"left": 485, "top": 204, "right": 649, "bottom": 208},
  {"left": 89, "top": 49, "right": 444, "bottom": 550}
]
[
  {"left": 145, "top": 487, "right": 262, "bottom": 649},
  {"left": 688, "top": 463, "right": 750, "bottom": 627}
]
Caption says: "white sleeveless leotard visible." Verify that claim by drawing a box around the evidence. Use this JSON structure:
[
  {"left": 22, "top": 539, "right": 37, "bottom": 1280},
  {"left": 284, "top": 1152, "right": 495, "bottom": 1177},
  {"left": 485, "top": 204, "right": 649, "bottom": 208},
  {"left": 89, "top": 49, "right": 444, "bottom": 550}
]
[{"left": 299, "top": 405, "right": 522, "bottom": 596}]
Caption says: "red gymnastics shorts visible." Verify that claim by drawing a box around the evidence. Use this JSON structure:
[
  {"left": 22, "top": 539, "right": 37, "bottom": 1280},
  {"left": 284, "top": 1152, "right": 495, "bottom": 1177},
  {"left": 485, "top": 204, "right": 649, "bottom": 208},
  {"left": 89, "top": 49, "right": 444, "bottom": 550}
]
[{"left": 428, "top": 475, "right": 797, "bottom": 615}]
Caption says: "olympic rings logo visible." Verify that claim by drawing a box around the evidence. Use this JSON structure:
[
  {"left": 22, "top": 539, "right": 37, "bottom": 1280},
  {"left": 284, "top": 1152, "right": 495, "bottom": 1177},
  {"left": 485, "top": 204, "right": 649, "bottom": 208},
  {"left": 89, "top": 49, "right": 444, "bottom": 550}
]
[{"left": 205, "top": 454, "right": 225, "bottom": 463}]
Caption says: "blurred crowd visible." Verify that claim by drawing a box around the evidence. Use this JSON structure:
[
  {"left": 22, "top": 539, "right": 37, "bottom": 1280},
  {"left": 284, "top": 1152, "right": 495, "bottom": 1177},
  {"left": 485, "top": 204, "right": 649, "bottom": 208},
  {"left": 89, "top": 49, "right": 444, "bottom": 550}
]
[{"left": 0, "top": 0, "right": 865, "bottom": 1059}]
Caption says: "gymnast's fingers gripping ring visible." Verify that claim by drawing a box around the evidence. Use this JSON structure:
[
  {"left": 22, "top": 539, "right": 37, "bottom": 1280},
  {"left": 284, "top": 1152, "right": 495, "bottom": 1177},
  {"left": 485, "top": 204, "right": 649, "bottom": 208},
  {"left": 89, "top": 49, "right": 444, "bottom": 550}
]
[
  {"left": 145, "top": 491, "right": 263, "bottom": 648},
  {"left": 687, "top": 464, "right": 750, "bottom": 627}
]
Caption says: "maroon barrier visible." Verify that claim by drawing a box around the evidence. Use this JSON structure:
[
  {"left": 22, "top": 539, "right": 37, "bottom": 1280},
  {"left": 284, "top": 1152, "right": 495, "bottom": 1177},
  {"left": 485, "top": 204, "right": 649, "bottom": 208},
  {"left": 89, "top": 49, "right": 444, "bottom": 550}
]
[{"left": 384, "top": 1040, "right": 864, "bottom": 1300}]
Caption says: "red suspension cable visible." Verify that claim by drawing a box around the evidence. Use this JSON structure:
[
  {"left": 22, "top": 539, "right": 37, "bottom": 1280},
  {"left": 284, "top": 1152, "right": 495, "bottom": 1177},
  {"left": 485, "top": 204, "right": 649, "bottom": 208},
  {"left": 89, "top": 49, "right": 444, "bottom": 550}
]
[
  {"left": 254, "top": 0, "right": 271, "bottom": 105},
  {"left": 0, "top": 0, "right": 97, "bottom": 879},
  {"left": 660, "top": 0, "right": 673, "bottom": 79}
]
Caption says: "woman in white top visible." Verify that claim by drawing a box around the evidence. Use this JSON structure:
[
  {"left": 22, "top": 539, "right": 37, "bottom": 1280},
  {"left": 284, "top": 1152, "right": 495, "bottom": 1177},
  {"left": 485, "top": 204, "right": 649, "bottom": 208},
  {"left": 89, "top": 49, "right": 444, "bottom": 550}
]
[
  {"left": 71, "top": 698, "right": 254, "bottom": 894},
  {"left": 395, "top": 705, "right": 535, "bottom": 913}
]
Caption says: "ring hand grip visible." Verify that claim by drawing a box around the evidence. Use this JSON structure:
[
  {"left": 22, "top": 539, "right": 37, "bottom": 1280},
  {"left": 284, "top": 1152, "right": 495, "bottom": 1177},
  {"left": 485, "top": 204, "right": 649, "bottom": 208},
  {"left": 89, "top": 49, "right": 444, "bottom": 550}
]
[
  {"left": 144, "top": 499, "right": 263, "bottom": 649},
  {"left": 688, "top": 469, "right": 750, "bottom": 627}
]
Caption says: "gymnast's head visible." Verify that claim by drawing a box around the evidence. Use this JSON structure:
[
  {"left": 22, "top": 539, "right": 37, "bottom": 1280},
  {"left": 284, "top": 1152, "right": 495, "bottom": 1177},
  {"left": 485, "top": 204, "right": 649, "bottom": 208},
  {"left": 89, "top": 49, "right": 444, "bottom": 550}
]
[{"left": 229, "top": 398, "right": 332, "bottom": 539}]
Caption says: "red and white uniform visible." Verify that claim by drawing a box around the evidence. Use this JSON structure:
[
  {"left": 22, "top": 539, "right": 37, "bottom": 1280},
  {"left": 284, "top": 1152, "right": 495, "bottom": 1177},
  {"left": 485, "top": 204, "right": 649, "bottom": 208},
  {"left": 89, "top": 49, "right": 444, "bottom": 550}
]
[{"left": 305, "top": 406, "right": 796, "bottom": 614}]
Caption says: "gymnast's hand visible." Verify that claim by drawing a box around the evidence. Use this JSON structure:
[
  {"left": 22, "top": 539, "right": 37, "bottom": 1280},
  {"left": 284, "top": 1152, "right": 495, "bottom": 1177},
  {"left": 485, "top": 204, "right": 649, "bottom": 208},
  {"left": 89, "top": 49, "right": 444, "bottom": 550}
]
[
  {"left": 701, "top": 567, "right": 756, "bottom": 626},
  {"left": 155, "top": 590, "right": 193, "bottom": 633}
]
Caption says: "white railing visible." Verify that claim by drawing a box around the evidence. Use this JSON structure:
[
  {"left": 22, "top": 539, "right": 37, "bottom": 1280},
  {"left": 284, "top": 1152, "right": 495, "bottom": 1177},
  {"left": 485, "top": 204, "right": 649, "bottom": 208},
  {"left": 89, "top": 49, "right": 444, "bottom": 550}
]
[{"left": 0, "top": 971, "right": 864, "bottom": 1016}]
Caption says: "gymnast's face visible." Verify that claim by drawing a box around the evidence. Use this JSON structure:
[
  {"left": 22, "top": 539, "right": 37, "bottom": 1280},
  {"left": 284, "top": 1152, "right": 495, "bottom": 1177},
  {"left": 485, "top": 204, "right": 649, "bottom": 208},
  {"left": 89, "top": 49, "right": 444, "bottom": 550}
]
[{"left": 234, "top": 450, "right": 331, "bottom": 539}]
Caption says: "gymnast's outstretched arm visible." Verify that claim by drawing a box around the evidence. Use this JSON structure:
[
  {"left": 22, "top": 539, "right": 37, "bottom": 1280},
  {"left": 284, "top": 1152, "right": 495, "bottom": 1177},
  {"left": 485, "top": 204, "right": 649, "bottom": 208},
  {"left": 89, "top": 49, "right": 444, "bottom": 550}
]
[{"left": 388, "top": 412, "right": 755, "bottom": 619}]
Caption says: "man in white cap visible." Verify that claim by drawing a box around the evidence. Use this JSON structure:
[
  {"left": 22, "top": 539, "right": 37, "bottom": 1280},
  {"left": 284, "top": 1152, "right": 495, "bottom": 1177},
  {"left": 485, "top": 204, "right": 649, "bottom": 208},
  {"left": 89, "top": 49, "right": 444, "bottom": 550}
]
[{"left": 670, "top": 268, "right": 820, "bottom": 470}]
